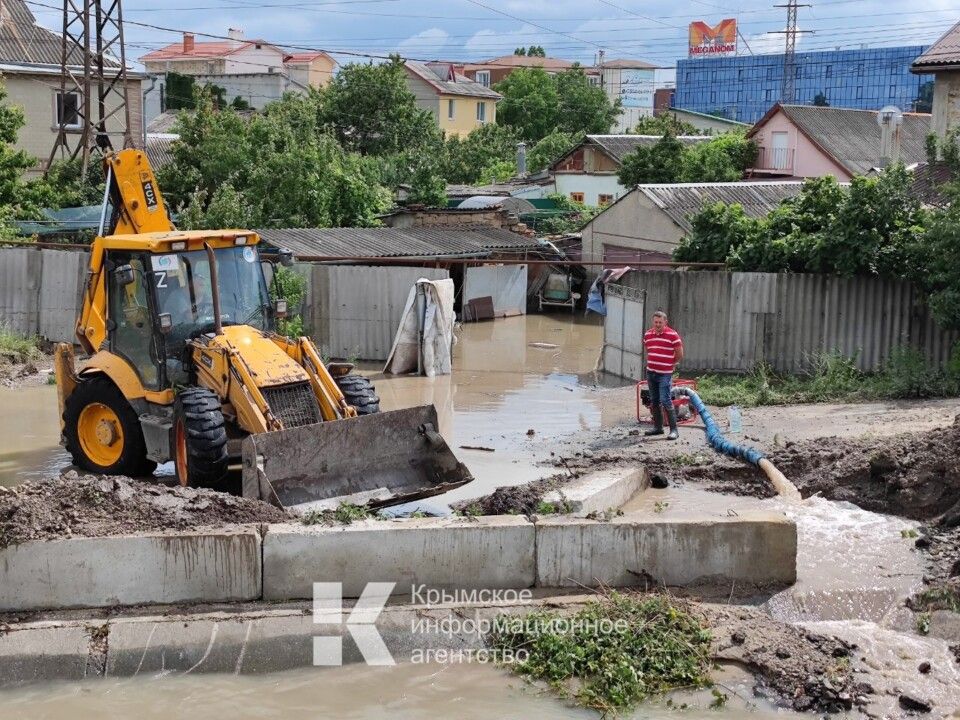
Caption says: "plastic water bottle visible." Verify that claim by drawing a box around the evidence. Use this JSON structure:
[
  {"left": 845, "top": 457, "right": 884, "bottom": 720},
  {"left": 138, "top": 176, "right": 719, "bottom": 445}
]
[{"left": 728, "top": 405, "right": 743, "bottom": 434}]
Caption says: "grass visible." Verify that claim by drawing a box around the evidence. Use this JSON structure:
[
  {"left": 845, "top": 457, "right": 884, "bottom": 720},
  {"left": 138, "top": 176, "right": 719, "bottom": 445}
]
[
  {"left": 301, "top": 502, "right": 376, "bottom": 526},
  {"left": 0, "top": 325, "right": 41, "bottom": 362},
  {"left": 535, "top": 499, "right": 573, "bottom": 515},
  {"left": 489, "top": 592, "right": 713, "bottom": 713},
  {"left": 696, "top": 348, "right": 960, "bottom": 408},
  {"left": 912, "top": 587, "right": 960, "bottom": 614}
]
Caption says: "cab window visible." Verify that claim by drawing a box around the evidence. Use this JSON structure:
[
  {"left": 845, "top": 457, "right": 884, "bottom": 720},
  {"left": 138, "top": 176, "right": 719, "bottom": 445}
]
[{"left": 107, "top": 253, "right": 160, "bottom": 389}]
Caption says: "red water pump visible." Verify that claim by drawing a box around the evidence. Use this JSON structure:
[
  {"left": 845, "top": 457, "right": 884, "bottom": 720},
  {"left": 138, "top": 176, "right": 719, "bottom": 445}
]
[{"left": 636, "top": 378, "right": 700, "bottom": 425}]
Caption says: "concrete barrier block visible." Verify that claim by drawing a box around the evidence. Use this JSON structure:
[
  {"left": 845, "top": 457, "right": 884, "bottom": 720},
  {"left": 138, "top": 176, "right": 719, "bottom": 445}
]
[
  {"left": 0, "top": 529, "right": 262, "bottom": 612},
  {"left": 541, "top": 467, "right": 648, "bottom": 515},
  {"left": 0, "top": 624, "right": 93, "bottom": 683},
  {"left": 535, "top": 512, "right": 797, "bottom": 588},
  {"left": 263, "top": 515, "right": 535, "bottom": 600}
]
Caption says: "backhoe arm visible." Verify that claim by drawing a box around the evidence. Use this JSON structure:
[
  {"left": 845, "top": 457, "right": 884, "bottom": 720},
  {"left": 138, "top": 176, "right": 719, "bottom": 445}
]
[{"left": 103, "top": 149, "right": 175, "bottom": 236}]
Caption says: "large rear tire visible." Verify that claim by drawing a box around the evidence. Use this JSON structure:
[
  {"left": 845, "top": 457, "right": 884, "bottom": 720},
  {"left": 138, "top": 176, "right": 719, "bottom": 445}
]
[
  {"left": 335, "top": 374, "right": 380, "bottom": 415},
  {"left": 63, "top": 376, "right": 156, "bottom": 477},
  {"left": 173, "top": 386, "right": 229, "bottom": 489}
]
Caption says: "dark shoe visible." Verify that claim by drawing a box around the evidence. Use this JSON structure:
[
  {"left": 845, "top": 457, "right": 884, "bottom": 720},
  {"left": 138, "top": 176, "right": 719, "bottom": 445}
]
[
  {"left": 644, "top": 407, "right": 664, "bottom": 436},
  {"left": 666, "top": 407, "right": 679, "bottom": 440}
]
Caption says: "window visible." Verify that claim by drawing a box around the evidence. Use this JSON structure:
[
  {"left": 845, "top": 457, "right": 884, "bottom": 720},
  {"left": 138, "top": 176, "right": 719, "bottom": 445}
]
[
  {"left": 710, "top": 91, "right": 716, "bottom": 103},
  {"left": 598, "top": 194, "right": 614, "bottom": 206},
  {"left": 54, "top": 91, "right": 81, "bottom": 129},
  {"left": 476, "top": 101, "right": 486, "bottom": 122},
  {"left": 765, "top": 89, "right": 773, "bottom": 102},
  {"left": 889, "top": 85, "right": 897, "bottom": 98},
  {"left": 737, "top": 89, "right": 743, "bottom": 101},
  {"left": 825, "top": 64, "right": 832, "bottom": 78},
  {"left": 766, "top": 66, "right": 774, "bottom": 80},
  {"left": 857, "top": 64, "right": 864, "bottom": 77},
  {"left": 738, "top": 69, "right": 744, "bottom": 80},
  {"left": 588, "top": 75, "right": 600, "bottom": 86},
  {"left": 856, "top": 86, "right": 863, "bottom": 99},
  {"left": 570, "top": 192, "right": 585, "bottom": 203},
  {"left": 447, "top": 99, "right": 455, "bottom": 120},
  {"left": 475, "top": 70, "right": 490, "bottom": 87},
  {"left": 795, "top": 66, "right": 801, "bottom": 78}
]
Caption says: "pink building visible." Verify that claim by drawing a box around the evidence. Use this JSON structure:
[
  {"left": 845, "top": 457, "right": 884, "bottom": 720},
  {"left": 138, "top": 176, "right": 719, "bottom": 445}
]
[{"left": 747, "top": 104, "right": 931, "bottom": 181}]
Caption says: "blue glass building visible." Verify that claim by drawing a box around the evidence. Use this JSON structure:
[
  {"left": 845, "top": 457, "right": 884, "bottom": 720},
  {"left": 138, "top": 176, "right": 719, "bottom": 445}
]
[{"left": 675, "top": 46, "right": 933, "bottom": 123}]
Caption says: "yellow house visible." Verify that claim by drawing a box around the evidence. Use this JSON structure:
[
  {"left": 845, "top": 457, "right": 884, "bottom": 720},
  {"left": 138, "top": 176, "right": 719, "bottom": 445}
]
[{"left": 404, "top": 61, "right": 500, "bottom": 137}]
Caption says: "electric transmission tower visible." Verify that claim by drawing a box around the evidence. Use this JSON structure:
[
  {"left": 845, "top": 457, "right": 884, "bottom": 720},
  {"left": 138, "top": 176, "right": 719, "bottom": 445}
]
[
  {"left": 773, "top": 0, "right": 812, "bottom": 104},
  {"left": 47, "top": 0, "right": 135, "bottom": 176}
]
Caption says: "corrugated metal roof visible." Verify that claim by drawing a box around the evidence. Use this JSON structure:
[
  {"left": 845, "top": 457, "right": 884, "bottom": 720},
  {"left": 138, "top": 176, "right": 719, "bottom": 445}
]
[
  {"left": 405, "top": 61, "right": 502, "bottom": 99},
  {"left": 585, "top": 134, "right": 710, "bottom": 163},
  {"left": 776, "top": 105, "right": 931, "bottom": 176},
  {"left": 0, "top": 0, "right": 83, "bottom": 66},
  {"left": 911, "top": 21, "right": 960, "bottom": 70},
  {"left": 146, "top": 135, "right": 177, "bottom": 171},
  {"left": 258, "top": 225, "right": 540, "bottom": 259},
  {"left": 637, "top": 181, "right": 806, "bottom": 234}
]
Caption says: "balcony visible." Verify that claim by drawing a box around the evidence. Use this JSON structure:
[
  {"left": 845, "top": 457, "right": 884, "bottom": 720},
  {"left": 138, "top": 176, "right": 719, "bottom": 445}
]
[{"left": 754, "top": 146, "right": 795, "bottom": 174}]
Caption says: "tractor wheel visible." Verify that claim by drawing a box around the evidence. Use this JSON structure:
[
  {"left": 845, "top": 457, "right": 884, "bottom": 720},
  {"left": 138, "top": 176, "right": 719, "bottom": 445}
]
[
  {"left": 335, "top": 374, "right": 380, "bottom": 415},
  {"left": 63, "top": 376, "right": 157, "bottom": 477},
  {"left": 173, "top": 386, "right": 229, "bottom": 490}
]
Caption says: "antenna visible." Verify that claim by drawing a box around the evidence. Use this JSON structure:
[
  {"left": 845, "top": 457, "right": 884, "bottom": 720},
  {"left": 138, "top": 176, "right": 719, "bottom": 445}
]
[
  {"left": 772, "top": 0, "right": 813, "bottom": 104},
  {"left": 47, "top": 0, "right": 135, "bottom": 176}
]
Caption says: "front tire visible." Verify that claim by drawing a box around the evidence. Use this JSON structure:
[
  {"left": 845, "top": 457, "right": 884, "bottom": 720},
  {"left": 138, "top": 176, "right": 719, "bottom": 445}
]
[
  {"left": 63, "top": 376, "right": 156, "bottom": 476},
  {"left": 173, "top": 386, "right": 229, "bottom": 489},
  {"left": 335, "top": 374, "right": 380, "bottom": 415}
]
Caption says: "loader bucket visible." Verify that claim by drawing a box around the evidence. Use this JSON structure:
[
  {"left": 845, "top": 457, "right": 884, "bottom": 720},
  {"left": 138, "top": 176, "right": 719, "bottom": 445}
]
[{"left": 240, "top": 404, "right": 473, "bottom": 513}]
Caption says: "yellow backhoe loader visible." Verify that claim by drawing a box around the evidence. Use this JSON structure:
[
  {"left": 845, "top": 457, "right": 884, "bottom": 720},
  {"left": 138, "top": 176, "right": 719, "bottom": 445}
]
[{"left": 54, "top": 149, "right": 471, "bottom": 511}]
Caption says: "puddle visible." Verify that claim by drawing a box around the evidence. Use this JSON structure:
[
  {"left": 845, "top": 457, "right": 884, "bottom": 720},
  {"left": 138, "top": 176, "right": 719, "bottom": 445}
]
[
  {"left": 0, "top": 659, "right": 810, "bottom": 720},
  {"left": 0, "top": 384, "right": 67, "bottom": 487}
]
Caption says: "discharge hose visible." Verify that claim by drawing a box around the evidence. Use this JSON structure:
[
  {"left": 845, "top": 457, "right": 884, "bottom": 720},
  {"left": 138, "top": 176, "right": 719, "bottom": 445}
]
[{"left": 673, "top": 387, "right": 801, "bottom": 501}]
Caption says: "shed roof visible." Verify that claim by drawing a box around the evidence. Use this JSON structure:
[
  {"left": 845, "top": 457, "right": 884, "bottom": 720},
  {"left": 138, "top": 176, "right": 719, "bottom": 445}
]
[
  {"left": 0, "top": 0, "right": 85, "bottom": 66},
  {"left": 636, "top": 181, "right": 806, "bottom": 234},
  {"left": 257, "top": 225, "right": 539, "bottom": 259},
  {"left": 911, "top": 21, "right": 960, "bottom": 71},
  {"left": 749, "top": 104, "right": 931, "bottom": 176}
]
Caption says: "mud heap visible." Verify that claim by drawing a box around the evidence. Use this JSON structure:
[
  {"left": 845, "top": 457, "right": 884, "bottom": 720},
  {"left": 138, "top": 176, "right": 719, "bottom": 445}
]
[{"left": 0, "top": 471, "right": 290, "bottom": 547}]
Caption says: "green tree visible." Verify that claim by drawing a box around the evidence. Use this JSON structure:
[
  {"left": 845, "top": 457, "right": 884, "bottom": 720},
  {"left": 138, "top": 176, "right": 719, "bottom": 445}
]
[
  {"left": 554, "top": 66, "right": 621, "bottom": 135},
  {"left": 317, "top": 55, "right": 441, "bottom": 157},
  {"left": 478, "top": 160, "right": 516, "bottom": 185},
  {"left": 494, "top": 67, "right": 559, "bottom": 142},
  {"left": 440, "top": 123, "right": 520, "bottom": 184},
  {"left": 923, "top": 183, "right": 960, "bottom": 329},
  {"left": 813, "top": 91, "right": 830, "bottom": 107},
  {"left": 674, "top": 202, "right": 763, "bottom": 265},
  {"left": 0, "top": 80, "right": 48, "bottom": 222},
  {"left": 680, "top": 132, "right": 756, "bottom": 182},
  {"left": 617, "top": 133, "right": 684, "bottom": 186},
  {"left": 633, "top": 113, "right": 704, "bottom": 136},
  {"left": 535, "top": 192, "right": 602, "bottom": 234},
  {"left": 527, "top": 130, "right": 581, "bottom": 173},
  {"left": 165, "top": 72, "right": 196, "bottom": 110}
]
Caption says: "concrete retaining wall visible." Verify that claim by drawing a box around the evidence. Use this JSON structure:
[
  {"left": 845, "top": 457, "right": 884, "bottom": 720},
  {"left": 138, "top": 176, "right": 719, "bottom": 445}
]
[
  {"left": 0, "top": 529, "right": 262, "bottom": 612},
  {"left": 0, "top": 511, "right": 797, "bottom": 612}
]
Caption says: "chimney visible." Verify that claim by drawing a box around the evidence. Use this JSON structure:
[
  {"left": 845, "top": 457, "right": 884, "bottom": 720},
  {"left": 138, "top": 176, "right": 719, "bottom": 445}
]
[
  {"left": 516, "top": 141, "right": 527, "bottom": 176},
  {"left": 877, "top": 105, "right": 903, "bottom": 168},
  {"left": 227, "top": 28, "right": 244, "bottom": 44},
  {"left": 182, "top": 33, "right": 195, "bottom": 53}
]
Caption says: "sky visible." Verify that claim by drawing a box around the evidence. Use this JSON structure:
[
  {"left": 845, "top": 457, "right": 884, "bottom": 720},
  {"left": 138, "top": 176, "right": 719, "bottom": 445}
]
[{"left": 25, "top": 0, "right": 960, "bottom": 75}]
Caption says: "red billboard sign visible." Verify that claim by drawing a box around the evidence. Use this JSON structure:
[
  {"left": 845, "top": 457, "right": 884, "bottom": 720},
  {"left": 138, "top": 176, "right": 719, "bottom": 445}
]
[{"left": 688, "top": 19, "right": 738, "bottom": 57}]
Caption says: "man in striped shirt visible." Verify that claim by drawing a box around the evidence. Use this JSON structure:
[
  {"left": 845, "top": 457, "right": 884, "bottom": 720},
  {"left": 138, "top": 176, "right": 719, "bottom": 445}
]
[{"left": 643, "top": 310, "right": 684, "bottom": 440}]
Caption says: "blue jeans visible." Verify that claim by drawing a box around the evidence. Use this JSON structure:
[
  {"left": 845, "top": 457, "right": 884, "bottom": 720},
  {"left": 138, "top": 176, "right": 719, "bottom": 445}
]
[{"left": 647, "top": 370, "right": 672, "bottom": 408}]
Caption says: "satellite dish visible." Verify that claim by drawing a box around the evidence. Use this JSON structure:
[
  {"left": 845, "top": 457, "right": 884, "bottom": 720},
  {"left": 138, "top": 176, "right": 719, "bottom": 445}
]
[{"left": 877, "top": 105, "right": 903, "bottom": 127}]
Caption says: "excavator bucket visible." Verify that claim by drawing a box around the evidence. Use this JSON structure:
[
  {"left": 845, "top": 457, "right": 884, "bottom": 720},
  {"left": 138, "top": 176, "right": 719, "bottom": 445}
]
[{"left": 239, "top": 404, "right": 472, "bottom": 513}]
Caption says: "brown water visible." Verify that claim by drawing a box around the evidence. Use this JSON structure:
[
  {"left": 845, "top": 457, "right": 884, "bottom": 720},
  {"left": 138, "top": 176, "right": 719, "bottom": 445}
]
[
  {"left": 0, "top": 659, "right": 809, "bottom": 720},
  {"left": 0, "top": 315, "right": 621, "bottom": 498}
]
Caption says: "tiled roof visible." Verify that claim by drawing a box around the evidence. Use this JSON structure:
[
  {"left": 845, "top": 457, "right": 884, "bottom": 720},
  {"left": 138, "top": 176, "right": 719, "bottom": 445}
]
[
  {"left": 0, "top": 0, "right": 83, "bottom": 66},
  {"left": 258, "top": 225, "right": 539, "bottom": 259},
  {"left": 146, "top": 111, "right": 180, "bottom": 134},
  {"left": 404, "top": 61, "right": 501, "bottom": 99},
  {"left": 569, "top": 134, "right": 710, "bottom": 165},
  {"left": 140, "top": 39, "right": 282, "bottom": 62},
  {"left": 284, "top": 52, "right": 331, "bottom": 64},
  {"left": 637, "top": 181, "right": 807, "bottom": 234},
  {"left": 476, "top": 55, "right": 578, "bottom": 71},
  {"left": 771, "top": 105, "right": 931, "bottom": 176},
  {"left": 600, "top": 58, "right": 659, "bottom": 70},
  {"left": 911, "top": 21, "right": 960, "bottom": 70}
]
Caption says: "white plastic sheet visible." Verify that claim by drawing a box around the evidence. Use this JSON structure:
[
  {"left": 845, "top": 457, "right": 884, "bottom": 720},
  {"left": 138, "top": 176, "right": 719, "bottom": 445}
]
[
  {"left": 463, "top": 264, "right": 527, "bottom": 317},
  {"left": 383, "top": 278, "right": 455, "bottom": 376}
]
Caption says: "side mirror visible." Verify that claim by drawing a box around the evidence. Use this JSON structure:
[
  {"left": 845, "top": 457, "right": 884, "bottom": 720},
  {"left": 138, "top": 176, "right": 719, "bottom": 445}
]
[
  {"left": 114, "top": 264, "right": 135, "bottom": 287},
  {"left": 274, "top": 299, "right": 288, "bottom": 319},
  {"left": 278, "top": 249, "right": 295, "bottom": 267},
  {"left": 158, "top": 313, "right": 173, "bottom": 334}
]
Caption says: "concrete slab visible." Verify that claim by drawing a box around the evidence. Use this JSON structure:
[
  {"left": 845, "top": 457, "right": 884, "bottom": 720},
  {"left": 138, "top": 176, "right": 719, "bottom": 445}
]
[
  {"left": 0, "top": 623, "right": 94, "bottom": 684},
  {"left": 541, "top": 467, "right": 648, "bottom": 515},
  {"left": 535, "top": 512, "right": 797, "bottom": 588},
  {"left": 263, "top": 515, "right": 535, "bottom": 600},
  {"left": 0, "top": 529, "right": 262, "bottom": 612}
]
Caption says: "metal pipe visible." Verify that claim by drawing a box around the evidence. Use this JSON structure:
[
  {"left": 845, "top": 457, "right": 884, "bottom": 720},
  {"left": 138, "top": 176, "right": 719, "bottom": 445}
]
[
  {"left": 203, "top": 241, "right": 223, "bottom": 336},
  {"left": 97, "top": 164, "right": 113, "bottom": 237}
]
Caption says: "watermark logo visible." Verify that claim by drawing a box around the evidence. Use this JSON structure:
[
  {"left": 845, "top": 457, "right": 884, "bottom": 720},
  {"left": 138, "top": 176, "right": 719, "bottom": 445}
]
[{"left": 312, "top": 582, "right": 395, "bottom": 666}]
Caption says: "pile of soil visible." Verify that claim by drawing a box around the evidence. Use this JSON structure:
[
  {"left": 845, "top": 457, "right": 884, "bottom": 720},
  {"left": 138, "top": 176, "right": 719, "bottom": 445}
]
[
  {"left": 703, "top": 604, "right": 862, "bottom": 713},
  {"left": 0, "top": 351, "right": 49, "bottom": 388},
  {"left": 0, "top": 471, "right": 291, "bottom": 547},
  {"left": 452, "top": 474, "right": 571, "bottom": 515}
]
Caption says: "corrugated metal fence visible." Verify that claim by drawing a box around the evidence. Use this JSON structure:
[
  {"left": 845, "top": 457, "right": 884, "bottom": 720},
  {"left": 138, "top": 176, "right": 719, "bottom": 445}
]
[
  {"left": 605, "top": 270, "right": 959, "bottom": 377},
  {"left": 304, "top": 265, "right": 449, "bottom": 361},
  {"left": 0, "top": 248, "right": 86, "bottom": 342}
]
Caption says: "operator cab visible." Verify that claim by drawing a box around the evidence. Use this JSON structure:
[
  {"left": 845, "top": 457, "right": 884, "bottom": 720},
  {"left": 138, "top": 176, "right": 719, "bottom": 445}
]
[{"left": 106, "top": 236, "right": 281, "bottom": 390}]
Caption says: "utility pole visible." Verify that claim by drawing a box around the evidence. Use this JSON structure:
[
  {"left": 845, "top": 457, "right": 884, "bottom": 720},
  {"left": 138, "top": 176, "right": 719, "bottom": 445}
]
[
  {"left": 47, "top": 0, "right": 135, "bottom": 176},
  {"left": 773, "top": 0, "right": 812, "bottom": 104}
]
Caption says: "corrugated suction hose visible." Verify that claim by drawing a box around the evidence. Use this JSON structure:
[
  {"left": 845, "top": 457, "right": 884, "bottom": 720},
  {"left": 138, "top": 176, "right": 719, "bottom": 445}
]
[{"left": 673, "top": 387, "right": 801, "bottom": 502}]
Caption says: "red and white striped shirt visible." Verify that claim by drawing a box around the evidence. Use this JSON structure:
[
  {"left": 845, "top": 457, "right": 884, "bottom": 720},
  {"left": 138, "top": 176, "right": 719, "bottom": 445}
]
[{"left": 643, "top": 325, "right": 683, "bottom": 374}]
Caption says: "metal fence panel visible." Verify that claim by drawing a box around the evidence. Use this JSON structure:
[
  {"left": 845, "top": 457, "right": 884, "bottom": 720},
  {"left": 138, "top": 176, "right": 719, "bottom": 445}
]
[
  {"left": 608, "top": 270, "right": 958, "bottom": 378},
  {"left": 602, "top": 284, "right": 645, "bottom": 380},
  {"left": 0, "top": 249, "right": 42, "bottom": 337},
  {"left": 306, "top": 265, "right": 449, "bottom": 361},
  {"left": 38, "top": 249, "right": 86, "bottom": 342}
]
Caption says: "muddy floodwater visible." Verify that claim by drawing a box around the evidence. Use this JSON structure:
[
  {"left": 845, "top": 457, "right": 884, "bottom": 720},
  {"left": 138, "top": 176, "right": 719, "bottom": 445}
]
[
  {"left": 0, "top": 659, "right": 810, "bottom": 720},
  {"left": 0, "top": 314, "right": 620, "bottom": 496}
]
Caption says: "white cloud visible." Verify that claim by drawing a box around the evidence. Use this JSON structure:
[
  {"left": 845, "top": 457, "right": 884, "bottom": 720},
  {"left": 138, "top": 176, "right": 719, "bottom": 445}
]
[{"left": 396, "top": 28, "right": 450, "bottom": 60}]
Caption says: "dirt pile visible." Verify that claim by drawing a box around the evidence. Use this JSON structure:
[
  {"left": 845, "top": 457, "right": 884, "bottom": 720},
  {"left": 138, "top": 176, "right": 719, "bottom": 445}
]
[
  {"left": 703, "top": 604, "right": 862, "bottom": 713},
  {"left": 0, "top": 352, "right": 47, "bottom": 388},
  {"left": 453, "top": 474, "right": 570, "bottom": 515},
  {"left": 0, "top": 471, "right": 290, "bottom": 547}
]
